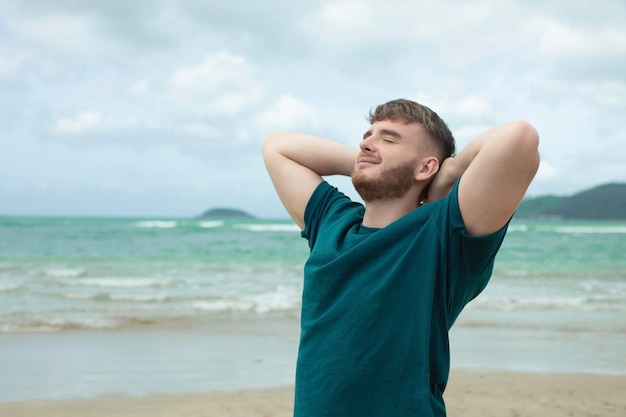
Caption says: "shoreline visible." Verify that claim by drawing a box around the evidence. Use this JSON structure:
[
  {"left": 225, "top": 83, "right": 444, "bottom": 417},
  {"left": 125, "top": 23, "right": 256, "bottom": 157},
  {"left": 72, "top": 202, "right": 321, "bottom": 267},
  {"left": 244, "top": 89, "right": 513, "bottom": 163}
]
[
  {"left": 2, "top": 319, "right": 624, "bottom": 404},
  {"left": 1, "top": 370, "right": 624, "bottom": 417}
]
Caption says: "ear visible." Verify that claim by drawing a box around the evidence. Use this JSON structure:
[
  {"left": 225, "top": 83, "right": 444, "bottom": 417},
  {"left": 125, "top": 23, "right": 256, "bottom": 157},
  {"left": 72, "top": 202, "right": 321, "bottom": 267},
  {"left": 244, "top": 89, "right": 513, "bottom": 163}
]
[{"left": 415, "top": 156, "right": 440, "bottom": 182}]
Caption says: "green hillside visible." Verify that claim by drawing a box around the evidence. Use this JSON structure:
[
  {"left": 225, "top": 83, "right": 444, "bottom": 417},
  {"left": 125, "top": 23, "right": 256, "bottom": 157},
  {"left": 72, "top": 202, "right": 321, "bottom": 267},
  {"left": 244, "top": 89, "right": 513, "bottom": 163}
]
[
  {"left": 516, "top": 183, "right": 626, "bottom": 220},
  {"left": 198, "top": 208, "right": 256, "bottom": 220}
]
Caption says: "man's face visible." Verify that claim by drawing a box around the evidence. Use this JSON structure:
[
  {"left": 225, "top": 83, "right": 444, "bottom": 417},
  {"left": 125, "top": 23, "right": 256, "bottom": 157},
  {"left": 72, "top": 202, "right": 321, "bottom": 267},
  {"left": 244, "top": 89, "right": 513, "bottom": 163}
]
[{"left": 352, "top": 120, "right": 424, "bottom": 202}]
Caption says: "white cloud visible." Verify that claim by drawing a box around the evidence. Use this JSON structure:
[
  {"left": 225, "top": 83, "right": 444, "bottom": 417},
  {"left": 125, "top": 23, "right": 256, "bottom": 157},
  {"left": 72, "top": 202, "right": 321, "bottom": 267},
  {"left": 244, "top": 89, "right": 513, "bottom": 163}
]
[
  {"left": 53, "top": 111, "right": 139, "bottom": 136},
  {"left": 14, "top": 13, "right": 104, "bottom": 54},
  {"left": 131, "top": 79, "right": 151, "bottom": 95},
  {"left": 176, "top": 123, "right": 220, "bottom": 138},
  {"left": 454, "top": 97, "right": 493, "bottom": 119},
  {"left": 203, "top": 90, "right": 264, "bottom": 117},
  {"left": 452, "top": 125, "right": 491, "bottom": 146},
  {"left": 535, "top": 160, "right": 558, "bottom": 181},
  {"left": 522, "top": 17, "right": 626, "bottom": 59},
  {"left": 303, "top": 0, "right": 513, "bottom": 49},
  {"left": 414, "top": 93, "right": 493, "bottom": 122},
  {"left": 53, "top": 111, "right": 103, "bottom": 135},
  {"left": 254, "top": 95, "right": 320, "bottom": 132},
  {"left": 171, "top": 51, "right": 251, "bottom": 94},
  {"left": 594, "top": 82, "right": 626, "bottom": 108},
  {"left": 1, "top": 0, "right": 625, "bottom": 216},
  {"left": 168, "top": 51, "right": 264, "bottom": 117},
  {"left": 0, "top": 53, "right": 24, "bottom": 81},
  {"left": 307, "top": 0, "right": 374, "bottom": 38}
]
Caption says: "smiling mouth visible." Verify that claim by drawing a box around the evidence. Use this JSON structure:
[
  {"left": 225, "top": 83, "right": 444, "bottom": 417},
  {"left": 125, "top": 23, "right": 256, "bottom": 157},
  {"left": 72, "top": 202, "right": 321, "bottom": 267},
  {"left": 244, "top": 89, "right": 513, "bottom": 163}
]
[
  {"left": 357, "top": 153, "right": 379, "bottom": 165},
  {"left": 358, "top": 161, "right": 375, "bottom": 167}
]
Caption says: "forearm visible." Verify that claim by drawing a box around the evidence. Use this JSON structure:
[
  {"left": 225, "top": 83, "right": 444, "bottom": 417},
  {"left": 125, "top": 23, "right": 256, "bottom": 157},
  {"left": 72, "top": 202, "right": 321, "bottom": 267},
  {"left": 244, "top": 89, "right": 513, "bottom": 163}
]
[
  {"left": 428, "top": 120, "right": 539, "bottom": 202},
  {"left": 449, "top": 120, "right": 539, "bottom": 179},
  {"left": 436, "top": 130, "right": 488, "bottom": 186},
  {"left": 263, "top": 131, "right": 357, "bottom": 177}
]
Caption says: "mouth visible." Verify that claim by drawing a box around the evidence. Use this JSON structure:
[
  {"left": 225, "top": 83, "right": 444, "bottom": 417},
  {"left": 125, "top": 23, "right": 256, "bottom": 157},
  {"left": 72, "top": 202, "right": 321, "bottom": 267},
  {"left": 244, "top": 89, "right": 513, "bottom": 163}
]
[{"left": 357, "top": 155, "right": 379, "bottom": 167}]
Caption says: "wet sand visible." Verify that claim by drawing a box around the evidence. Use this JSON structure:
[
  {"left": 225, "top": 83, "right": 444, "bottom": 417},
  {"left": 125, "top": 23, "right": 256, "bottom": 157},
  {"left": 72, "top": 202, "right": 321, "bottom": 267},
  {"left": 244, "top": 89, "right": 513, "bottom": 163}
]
[{"left": 1, "top": 370, "right": 624, "bottom": 417}]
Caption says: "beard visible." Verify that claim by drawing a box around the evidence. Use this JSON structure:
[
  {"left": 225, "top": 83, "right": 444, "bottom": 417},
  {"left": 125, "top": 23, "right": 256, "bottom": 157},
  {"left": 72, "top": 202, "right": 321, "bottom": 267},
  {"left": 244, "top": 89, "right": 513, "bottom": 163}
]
[{"left": 352, "top": 159, "right": 417, "bottom": 202}]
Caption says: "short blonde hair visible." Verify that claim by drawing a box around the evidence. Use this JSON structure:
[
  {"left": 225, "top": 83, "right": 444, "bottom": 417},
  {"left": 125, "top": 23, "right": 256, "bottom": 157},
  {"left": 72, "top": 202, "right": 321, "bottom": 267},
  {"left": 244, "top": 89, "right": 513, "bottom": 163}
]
[{"left": 368, "top": 99, "right": 455, "bottom": 160}]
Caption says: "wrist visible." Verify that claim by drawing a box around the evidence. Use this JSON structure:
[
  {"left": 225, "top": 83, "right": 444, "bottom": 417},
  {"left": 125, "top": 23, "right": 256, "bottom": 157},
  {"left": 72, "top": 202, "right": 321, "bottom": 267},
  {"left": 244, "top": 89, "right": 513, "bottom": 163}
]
[{"left": 439, "top": 157, "right": 462, "bottom": 186}]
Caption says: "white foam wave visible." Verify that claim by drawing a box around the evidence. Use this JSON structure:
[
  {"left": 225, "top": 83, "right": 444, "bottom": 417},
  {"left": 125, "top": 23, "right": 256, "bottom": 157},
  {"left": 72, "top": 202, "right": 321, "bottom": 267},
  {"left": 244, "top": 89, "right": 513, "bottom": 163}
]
[
  {"left": 192, "top": 285, "right": 300, "bottom": 314},
  {"left": 579, "top": 280, "right": 626, "bottom": 295},
  {"left": 43, "top": 268, "right": 86, "bottom": 278},
  {"left": 54, "top": 277, "right": 175, "bottom": 288},
  {"left": 473, "top": 294, "right": 625, "bottom": 312},
  {"left": 58, "top": 292, "right": 97, "bottom": 300},
  {"left": 0, "top": 317, "right": 118, "bottom": 332},
  {"left": 110, "top": 293, "right": 170, "bottom": 302},
  {"left": 0, "top": 283, "right": 23, "bottom": 293},
  {"left": 193, "top": 299, "right": 249, "bottom": 312},
  {"left": 135, "top": 221, "right": 178, "bottom": 229},
  {"left": 508, "top": 225, "right": 528, "bottom": 232},
  {"left": 235, "top": 224, "right": 301, "bottom": 232},
  {"left": 199, "top": 220, "right": 224, "bottom": 228},
  {"left": 247, "top": 286, "right": 300, "bottom": 313},
  {"left": 59, "top": 292, "right": 171, "bottom": 303},
  {"left": 553, "top": 226, "right": 626, "bottom": 234}
]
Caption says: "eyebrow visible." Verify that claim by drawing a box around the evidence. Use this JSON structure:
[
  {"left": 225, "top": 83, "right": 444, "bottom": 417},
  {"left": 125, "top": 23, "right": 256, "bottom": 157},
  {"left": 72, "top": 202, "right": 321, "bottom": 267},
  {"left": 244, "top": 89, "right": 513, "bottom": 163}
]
[{"left": 362, "top": 128, "right": 403, "bottom": 140}]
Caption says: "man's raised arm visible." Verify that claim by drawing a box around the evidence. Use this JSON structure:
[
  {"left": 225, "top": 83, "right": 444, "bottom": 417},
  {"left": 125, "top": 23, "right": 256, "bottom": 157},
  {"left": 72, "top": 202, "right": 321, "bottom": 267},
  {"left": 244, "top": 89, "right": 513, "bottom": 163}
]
[
  {"left": 262, "top": 132, "right": 357, "bottom": 229},
  {"left": 427, "top": 120, "right": 540, "bottom": 236}
]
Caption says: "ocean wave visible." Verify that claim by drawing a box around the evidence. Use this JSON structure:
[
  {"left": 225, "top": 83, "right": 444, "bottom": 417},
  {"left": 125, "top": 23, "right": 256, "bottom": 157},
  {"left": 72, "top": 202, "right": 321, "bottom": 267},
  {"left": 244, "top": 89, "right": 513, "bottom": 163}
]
[
  {"left": 472, "top": 294, "right": 625, "bottom": 312},
  {"left": 508, "top": 225, "right": 529, "bottom": 232},
  {"left": 192, "top": 285, "right": 300, "bottom": 314},
  {"left": 134, "top": 221, "right": 178, "bottom": 229},
  {"left": 454, "top": 318, "right": 626, "bottom": 334},
  {"left": 59, "top": 291, "right": 173, "bottom": 303},
  {"left": 199, "top": 220, "right": 224, "bottom": 229},
  {"left": 42, "top": 268, "right": 86, "bottom": 278},
  {"left": 0, "top": 316, "right": 119, "bottom": 332},
  {"left": 552, "top": 226, "right": 626, "bottom": 234},
  {"left": 51, "top": 277, "right": 179, "bottom": 288},
  {"left": 0, "top": 283, "right": 23, "bottom": 293},
  {"left": 0, "top": 302, "right": 205, "bottom": 332},
  {"left": 235, "top": 224, "right": 301, "bottom": 232},
  {"left": 580, "top": 280, "right": 626, "bottom": 295},
  {"left": 0, "top": 313, "right": 188, "bottom": 332}
]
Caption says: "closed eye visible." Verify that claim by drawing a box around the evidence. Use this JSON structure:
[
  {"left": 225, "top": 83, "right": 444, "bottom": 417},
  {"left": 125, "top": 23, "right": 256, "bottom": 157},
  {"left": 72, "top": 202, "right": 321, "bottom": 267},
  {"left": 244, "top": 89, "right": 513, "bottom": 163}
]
[{"left": 380, "top": 129, "right": 402, "bottom": 142}]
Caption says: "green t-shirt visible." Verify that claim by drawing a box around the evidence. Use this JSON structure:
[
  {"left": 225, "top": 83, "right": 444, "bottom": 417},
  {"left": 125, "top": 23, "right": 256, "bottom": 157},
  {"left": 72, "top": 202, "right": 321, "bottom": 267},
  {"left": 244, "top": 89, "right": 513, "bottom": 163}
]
[{"left": 295, "top": 180, "right": 508, "bottom": 417}]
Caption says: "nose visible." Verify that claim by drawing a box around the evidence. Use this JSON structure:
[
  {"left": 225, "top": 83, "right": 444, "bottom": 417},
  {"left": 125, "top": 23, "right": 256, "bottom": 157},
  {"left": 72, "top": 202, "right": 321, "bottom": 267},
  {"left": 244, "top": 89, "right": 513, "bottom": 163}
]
[{"left": 360, "top": 136, "right": 376, "bottom": 153}]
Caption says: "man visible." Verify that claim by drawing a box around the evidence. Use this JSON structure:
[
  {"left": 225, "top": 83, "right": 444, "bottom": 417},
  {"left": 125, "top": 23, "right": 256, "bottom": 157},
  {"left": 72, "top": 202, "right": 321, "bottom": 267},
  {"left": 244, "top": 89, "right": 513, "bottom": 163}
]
[{"left": 262, "top": 99, "right": 539, "bottom": 416}]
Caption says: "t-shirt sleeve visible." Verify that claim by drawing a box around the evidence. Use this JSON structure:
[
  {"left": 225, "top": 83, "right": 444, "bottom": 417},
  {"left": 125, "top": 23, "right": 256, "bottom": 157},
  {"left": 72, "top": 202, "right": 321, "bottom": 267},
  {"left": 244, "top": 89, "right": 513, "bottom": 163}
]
[
  {"left": 444, "top": 179, "right": 510, "bottom": 323},
  {"left": 301, "top": 181, "right": 339, "bottom": 249}
]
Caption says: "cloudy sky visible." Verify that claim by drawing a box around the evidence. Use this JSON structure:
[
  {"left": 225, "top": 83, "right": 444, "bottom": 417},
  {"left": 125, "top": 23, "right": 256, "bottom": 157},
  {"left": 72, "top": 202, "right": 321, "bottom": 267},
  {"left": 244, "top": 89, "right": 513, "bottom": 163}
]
[{"left": 1, "top": 0, "right": 624, "bottom": 218}]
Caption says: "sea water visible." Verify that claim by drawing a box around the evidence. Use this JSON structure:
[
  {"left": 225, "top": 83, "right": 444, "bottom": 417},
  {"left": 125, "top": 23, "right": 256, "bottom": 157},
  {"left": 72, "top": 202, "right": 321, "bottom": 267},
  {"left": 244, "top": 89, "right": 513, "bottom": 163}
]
[{"left": 0, "top": 217, "right": 624, "bottom": 401}]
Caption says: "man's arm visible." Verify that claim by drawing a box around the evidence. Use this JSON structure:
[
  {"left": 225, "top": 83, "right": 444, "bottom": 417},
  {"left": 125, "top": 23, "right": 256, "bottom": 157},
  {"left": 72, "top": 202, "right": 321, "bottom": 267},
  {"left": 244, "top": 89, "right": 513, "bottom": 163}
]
[
  {"left": 426, "top": 120, "right": 540, "bottom": 236},
  {"left": 262, "top": 132, "right": 357, "bottom": 229}
]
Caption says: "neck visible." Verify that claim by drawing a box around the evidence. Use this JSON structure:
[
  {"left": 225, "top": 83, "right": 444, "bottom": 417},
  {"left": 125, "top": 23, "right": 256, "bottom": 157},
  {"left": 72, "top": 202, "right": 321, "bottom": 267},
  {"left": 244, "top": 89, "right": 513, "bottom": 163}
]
[{"left": 362, "top": 196, "right": 420, "bottom": 228}]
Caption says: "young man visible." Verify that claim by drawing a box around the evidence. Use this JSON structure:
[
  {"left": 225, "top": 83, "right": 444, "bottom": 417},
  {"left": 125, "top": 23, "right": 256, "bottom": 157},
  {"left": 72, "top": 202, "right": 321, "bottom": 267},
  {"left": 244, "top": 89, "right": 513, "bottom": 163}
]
[{"left": 262, "top": 99, "right": 539, "bottom": 416}]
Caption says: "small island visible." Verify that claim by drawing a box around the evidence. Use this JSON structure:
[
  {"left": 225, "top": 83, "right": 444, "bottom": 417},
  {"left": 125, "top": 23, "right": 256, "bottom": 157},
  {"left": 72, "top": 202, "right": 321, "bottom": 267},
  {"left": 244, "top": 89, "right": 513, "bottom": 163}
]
[
  {"left": 197, "top": 207, "right": 256, "bottom": 220},
  {"left": 516, "top": 183, "right": 626, "bottom": 220}
]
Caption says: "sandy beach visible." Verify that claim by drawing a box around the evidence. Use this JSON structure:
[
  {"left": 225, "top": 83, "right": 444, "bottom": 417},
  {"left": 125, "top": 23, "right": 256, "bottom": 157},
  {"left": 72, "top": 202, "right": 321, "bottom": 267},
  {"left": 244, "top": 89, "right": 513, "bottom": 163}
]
[
  {"left": 2, "top": 219, "right": 625, "bottom": 416},
  {"left": 1, "top": 370, "right": 624, "bottom": 417}
]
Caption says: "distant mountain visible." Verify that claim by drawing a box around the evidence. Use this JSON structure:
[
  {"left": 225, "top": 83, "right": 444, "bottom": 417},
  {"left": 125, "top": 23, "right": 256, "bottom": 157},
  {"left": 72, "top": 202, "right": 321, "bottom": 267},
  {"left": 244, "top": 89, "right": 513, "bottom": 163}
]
[
  {"left": 516, "top": 183, "right": 626, "bottom": 220},
  {"left": 198, "top": 208, "right": 256, "bottom": 220}
]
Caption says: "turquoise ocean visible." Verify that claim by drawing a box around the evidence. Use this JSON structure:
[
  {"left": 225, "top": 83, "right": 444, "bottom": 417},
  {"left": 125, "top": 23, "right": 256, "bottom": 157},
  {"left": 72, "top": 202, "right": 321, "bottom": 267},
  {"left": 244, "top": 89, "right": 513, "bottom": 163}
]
[{"left": 1, "top": 217, "right": 625, "bottom": 401}]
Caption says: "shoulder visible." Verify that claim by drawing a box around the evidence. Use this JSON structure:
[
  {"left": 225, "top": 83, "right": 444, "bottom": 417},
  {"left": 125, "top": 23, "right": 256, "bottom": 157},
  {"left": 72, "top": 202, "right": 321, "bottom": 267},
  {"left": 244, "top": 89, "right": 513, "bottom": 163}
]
[
  {"left": 418, "top": 179, "right": 508, "bottom": 244},
  {"left": 302, "top": 182, "right": 363, "bottom": 241}
]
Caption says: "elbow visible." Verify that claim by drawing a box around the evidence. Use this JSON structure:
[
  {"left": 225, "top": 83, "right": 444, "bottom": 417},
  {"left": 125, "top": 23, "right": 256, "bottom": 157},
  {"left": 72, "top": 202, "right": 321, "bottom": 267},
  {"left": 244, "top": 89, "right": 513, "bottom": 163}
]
[
  {"left": 262, "top": 131, "right": 279, "bottom": 148},
  {"left": 262, "top": 131, "right": 295, "bottom": 167},
  {"left": 512, "top": 120, "right": 539, "bottom": 150},
  {"left": 511, "top": 120, "right": 540, "bottom": 174},
  {"left": 262, "top": 131, "right": 282, "bottom": 157}
]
